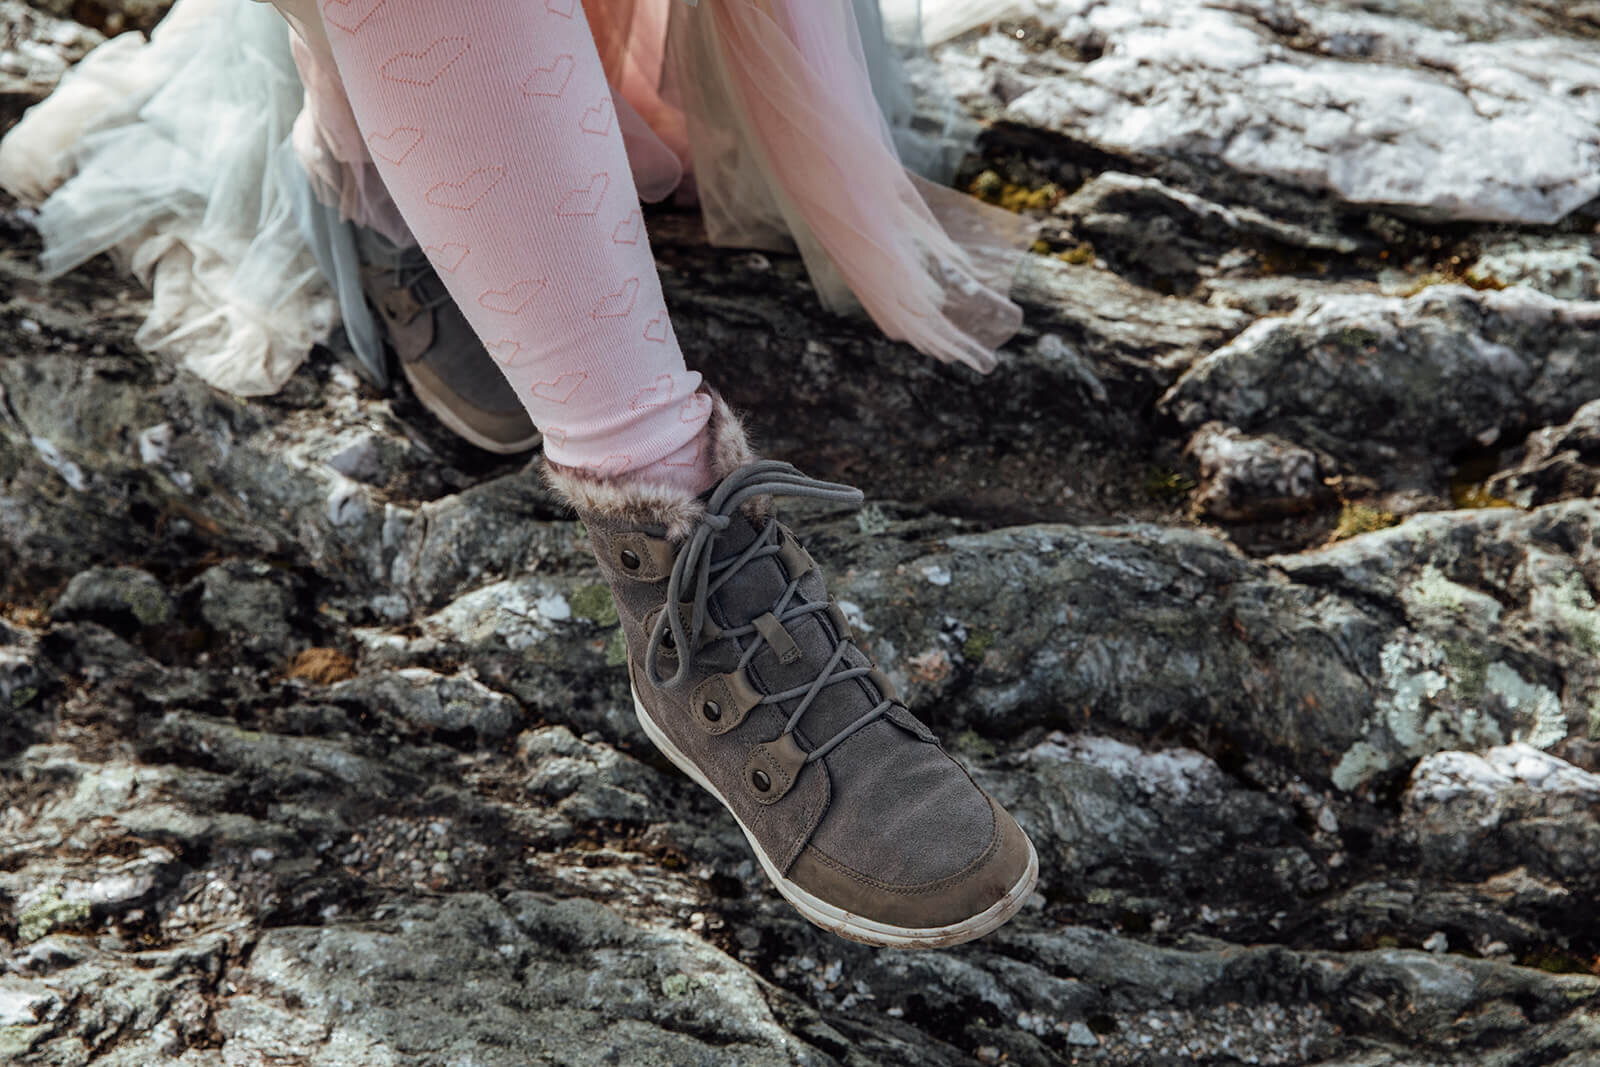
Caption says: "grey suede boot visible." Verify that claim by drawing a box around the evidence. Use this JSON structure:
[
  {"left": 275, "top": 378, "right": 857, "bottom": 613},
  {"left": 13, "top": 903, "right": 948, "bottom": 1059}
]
[
  {"left": 357, "top": 227, "right": 539, "bottom": 455},
  {"left": 546, "top": 394, "right": 1037, "bottom": 948}
]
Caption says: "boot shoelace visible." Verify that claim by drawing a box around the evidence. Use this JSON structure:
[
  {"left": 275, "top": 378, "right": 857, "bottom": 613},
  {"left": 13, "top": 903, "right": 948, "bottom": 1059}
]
[
  {"left": 644, "top": 461, "right": 895, "bottom": 765},
  {"left": 393, "top": 254, "right": 457, "bottom": 313},
  {"left": 387, "top": 247, "right": 454, "bottom": 314}
]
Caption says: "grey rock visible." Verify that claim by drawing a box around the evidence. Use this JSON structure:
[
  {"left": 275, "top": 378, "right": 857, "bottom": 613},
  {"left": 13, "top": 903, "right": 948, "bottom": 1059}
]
[
  {"left": 195, "top": 559, "right": 296, "bottom": 656},
  {"left": 323, "top": 428, "right": 406, "bottom": 486},
  {"left": 220, "top": 894, "right": 818, "bottom": 1066},
  {"left": 388, "top": 470, "right": 576, "bottom": 611},
  {"left": 0, "top": 618, "right": 47, "bottom": 713},
  {"left": 51, "top": 565, "right": 172, "bottom": 628},
  {"left": 517, "top": 725, "right": 662, "bottom": 824},
  {"left": 1486, "top": 398, "right": 1600, "bottom": 507},
  {"left": 1406, "top": 743, "right": 1600, "bottom": 884},
  {"left": 7, "top": 3, "right": 1600, "bottom": 1061},
  {"left": 0, "top": 2, "right": 101, "bottom": 125},
  {"left": 1160, "top": 286, "right": 1600, "bottom": 490},
  {"left": 1057, "top": 171, "right": 1365, "bottom": 287},
  {"left": 1186, "top": 421, "right": 1329, "bottom": 520},
  {"left": 1471, "top": 235, "right": 1600, "bottom": 302},
  {"left": 331, "top": 667, "right": 524, "bottom": 743},
  {"left": 19, "top": 0, "right": 172, "bottom": 34},
  {"left": 942, "top": 0, "right": 1600, "bottom": 223}
]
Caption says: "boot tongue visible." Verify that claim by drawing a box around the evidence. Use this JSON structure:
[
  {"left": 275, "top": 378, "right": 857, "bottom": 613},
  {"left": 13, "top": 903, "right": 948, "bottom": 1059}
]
[
  {"left": 704, "top": 508, "right": 887, "bottom": 754},
  {"left": 704, "top": 509, "right": 782, "bottom": 631}
]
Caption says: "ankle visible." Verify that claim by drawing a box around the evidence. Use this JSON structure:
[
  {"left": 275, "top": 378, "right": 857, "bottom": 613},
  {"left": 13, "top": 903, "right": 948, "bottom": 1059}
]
[
  {"left": 543, "top": 389, "right": 755, "bottom": 540},
  {"left": 615, "top": 431, "right": 718, "bottom": 498}
]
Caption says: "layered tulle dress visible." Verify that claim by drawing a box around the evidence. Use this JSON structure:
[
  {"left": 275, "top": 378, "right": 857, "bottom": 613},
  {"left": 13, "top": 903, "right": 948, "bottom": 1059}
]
[{"left": 0, "top": 0, "right": 1034, "bottom": 396}]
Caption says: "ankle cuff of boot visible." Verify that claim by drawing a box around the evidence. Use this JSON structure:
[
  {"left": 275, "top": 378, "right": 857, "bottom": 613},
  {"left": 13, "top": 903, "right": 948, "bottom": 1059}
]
[{"left": 543, "top": 389, "right": 759, "bottom": 541}]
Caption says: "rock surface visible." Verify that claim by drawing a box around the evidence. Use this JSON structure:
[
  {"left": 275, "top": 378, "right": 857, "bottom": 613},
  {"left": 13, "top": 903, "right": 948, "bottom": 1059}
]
[{"left": 4, "top": 1, "right": 1600, "bottom": 1064}]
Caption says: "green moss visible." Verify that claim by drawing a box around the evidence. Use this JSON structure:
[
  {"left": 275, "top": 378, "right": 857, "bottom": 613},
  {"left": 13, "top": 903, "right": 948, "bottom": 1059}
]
[
  {"left": 952, "top": 729, "right": 998, "bottom": 761},
  {"left": 1336, "top": 326, "right": 1382, "bottom": 350},
  {"left": 963, "top": 630, "right": 997, "bottom": 663},
  {"left": 569, "top": 584, "right": 619, "bottom": 627},
  {"left": 10, "top": 686, "right": 38, "bottom": 709},
  {"left": 1451, "top": 482, "right": 1517, "bottom": 510},
  {"left": 126, "top": 585, "right": 171, "bottom": 626},
  {"left": 1331, "top": 503, "right": 1399, "bottom": 542},
  {"left": 969, "top": 169, "right": 1005, "bottom": 203},
  {"left": 967, "top": 169, "right": 1063, "bottom": 214},
  {"left": 1442, "top": 640, "right": 1489, "bottom": 701},
  {"left": 1059, "top": 242, "right": 1096, "bottom": 265},
  {"left": 1143, "top": 467, "right": 1196, "bottom": 500},
  {"left": 604, "top": 627, "right": 629, "bottom": 668},
  {"left": 1519, "top": 949, "right": 1596, "bottom": 975},
  {"left": 18, "top": 890, "right": 91, "bottom": 943}
]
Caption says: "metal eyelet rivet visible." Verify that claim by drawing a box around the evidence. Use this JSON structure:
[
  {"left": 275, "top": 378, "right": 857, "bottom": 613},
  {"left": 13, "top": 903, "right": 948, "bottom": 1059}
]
[
  {"left": 702, "top": 700, "right": 722, "bottom": 723},
  {"left": 660, "top": 629, "right": 675, "bottom": 652},
  {"left": 751, "top": 769, "right": 772, "bottom": 793},
  {"left": 620, "top": 549, "right": 642, "bottom": 570}
]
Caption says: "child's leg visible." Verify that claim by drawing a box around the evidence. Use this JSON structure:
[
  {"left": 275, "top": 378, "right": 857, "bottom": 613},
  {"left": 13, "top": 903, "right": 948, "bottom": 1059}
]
[{"left": 316, "top": 0, "right": 711, "bottom": 490}]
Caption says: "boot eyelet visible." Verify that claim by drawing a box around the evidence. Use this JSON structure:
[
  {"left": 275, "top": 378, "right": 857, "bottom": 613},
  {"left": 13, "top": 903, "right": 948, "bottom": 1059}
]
[
  {"left": 702, "top": 700, "right": 722, "bottom": 723},
  {"left": 750, "top": 769, "right": 772, "bottom": 793},
  {"left": 620, "top": 549, "right": 642, "bottom": 571}
]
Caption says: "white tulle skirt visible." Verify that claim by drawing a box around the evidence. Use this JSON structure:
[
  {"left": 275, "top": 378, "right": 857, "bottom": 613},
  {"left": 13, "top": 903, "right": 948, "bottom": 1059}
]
[{"left": 0, "top": 0, "right": 1034, "bottom": 396}]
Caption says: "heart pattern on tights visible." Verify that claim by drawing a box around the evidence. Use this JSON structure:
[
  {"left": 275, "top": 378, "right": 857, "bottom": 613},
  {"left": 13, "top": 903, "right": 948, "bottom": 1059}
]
[
  {"left": 530, "top": 371, "right": 588, "bottom": 405},
  {"left": 554, "top": 173, "right": 609, "bottom": 217},
  {"left": 380, "top": 37, "right": 469, "bottom": 87},
  {"left": 590, "top": 278, "right": 639, "bottom": 320},
  {"left": 424, "top": 243, "right": 469, "bottom": 272},
  {"left": 485, "top": 340, "right": 535, "bottom": 368},
  {"left": 629, "top": 374, "right": 675, "bottom": 411},
  {"left": 678, "top": 393, "right": 712, "bottom": 424},
  {"left": 612, "top": 211, "right": 642, "bottom": 245},
  {"left": 522, "top": 54, "right": 575, "bottom": 98},
  {"left": 660, "top": 438, "right": 704, "bottom": 468},
  {"left": 323, "top": 0, "right": 386, "bottom": 34},
  {"left": 425, "top": 166, "right": 505, "bottom": 211},
  {"left": 580, "top": 97, "right": 615, "bottom": 136},
  {"left": 477, "top": 279, "right": 546, "bottom": 315},
  {"left": 366, "top": 127, "right": 422, "bottom": 165}
]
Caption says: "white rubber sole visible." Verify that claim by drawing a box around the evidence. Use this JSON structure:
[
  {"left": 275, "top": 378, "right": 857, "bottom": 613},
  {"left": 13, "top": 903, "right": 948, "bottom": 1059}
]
[{"left": 631, "top": 685, "right": 1039, "bottom": 949}]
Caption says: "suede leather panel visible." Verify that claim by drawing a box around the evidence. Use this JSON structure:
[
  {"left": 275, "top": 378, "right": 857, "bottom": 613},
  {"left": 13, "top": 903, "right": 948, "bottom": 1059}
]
[
  {"left": 743, "top": 732, "right": 810, "bottom": 805},
  {"left": 357, "top": 224, "right": 529, "bottom": 420},
  {"left": 582, "top": 506, "right": 1005, "bottom": 886},
  {"left": 805, "top": 720, "right": 996, "bottom": 885},
  {"left": 608, "top": 532, "right": 677, "bottom": 583},
  {"left": 689, "top": 670, "right": 763, "bottom": 736},
  {"left": 590, "top": 512, "right": 830, "bottom": 873},
  {"left": 787, "top": 796, "right": 1033, "bottom": 930},
  {"left": 402, "top": 358, "right": 537, "bottom": 437}
]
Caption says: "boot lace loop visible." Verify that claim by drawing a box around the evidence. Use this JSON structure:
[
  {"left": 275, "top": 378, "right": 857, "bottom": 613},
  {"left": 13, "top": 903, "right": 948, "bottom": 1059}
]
[{"left": 644, "top": 461, "right": 894, "bottom": 765}]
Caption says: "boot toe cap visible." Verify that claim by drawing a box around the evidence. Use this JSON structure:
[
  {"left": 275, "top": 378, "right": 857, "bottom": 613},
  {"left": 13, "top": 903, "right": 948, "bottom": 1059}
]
[{"left": 787, "top": 796, "right": 1036, "bottom": 934}]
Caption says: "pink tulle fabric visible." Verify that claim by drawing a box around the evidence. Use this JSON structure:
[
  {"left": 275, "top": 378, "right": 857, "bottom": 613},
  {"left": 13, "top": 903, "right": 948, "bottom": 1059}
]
[{"left": 265, "top": 0, "right": 1034, "bottom": 376}]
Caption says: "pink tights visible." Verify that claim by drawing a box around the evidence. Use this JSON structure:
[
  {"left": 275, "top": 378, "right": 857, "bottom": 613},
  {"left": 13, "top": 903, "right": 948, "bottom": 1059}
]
[{"left": 317, "top": 0, "right": 713, "bottom": 492}]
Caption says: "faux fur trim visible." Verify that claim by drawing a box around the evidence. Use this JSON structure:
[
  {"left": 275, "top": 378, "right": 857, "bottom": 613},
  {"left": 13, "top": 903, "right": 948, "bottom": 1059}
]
[{"left": 542, "top": 389, "right": 759, "bottom": 541}]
